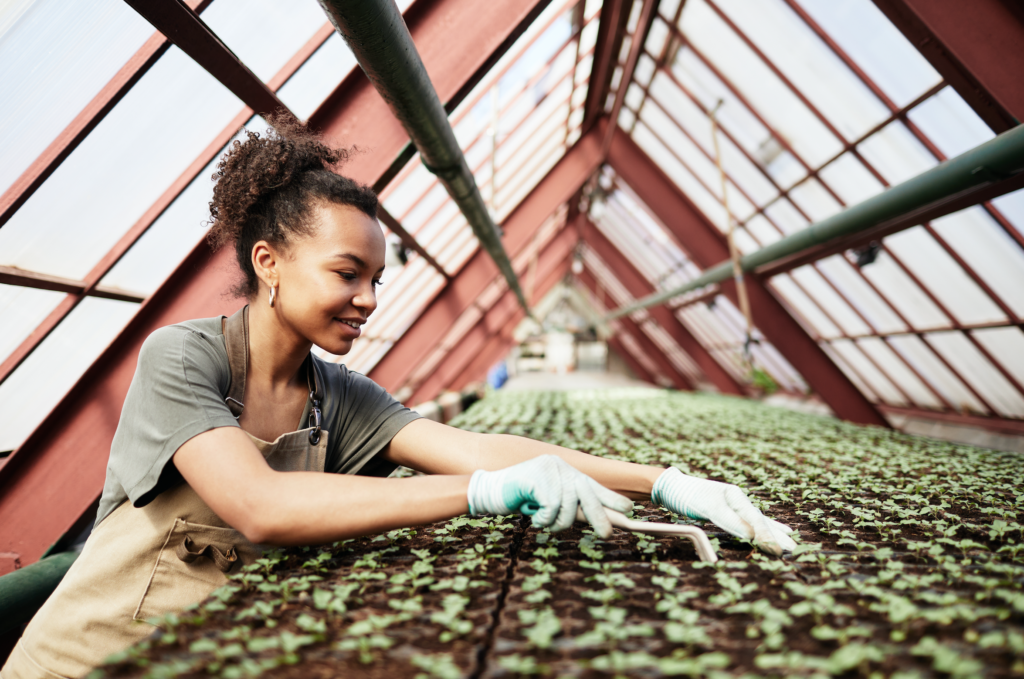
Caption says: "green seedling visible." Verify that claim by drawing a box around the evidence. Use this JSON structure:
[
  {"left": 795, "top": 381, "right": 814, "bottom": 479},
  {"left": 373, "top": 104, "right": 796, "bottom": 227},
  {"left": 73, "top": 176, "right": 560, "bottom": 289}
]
[
  {"left": 576, "top": 606, "right": 654, "bottom": 647},
  {"left": 430, "top": 594, "right": 472, "bottom": 642},
  {"left": 336, "top": 615, "right": 401, "bottom": 664},
  {"left": 518, "top": 606, "right": 561, "bottom": 649},
  {"left": 410, "top": 653, "right": 462, "bottom": 679},
  {"left": 496, "top": 653, "right": 549, "bottom": 676}
]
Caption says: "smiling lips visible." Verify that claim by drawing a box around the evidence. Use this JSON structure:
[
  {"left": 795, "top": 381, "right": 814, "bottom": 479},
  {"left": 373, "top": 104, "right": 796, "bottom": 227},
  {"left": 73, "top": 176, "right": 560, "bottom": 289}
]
[{"left": 336, "top": 318, "right": 364, "bottom": 338}]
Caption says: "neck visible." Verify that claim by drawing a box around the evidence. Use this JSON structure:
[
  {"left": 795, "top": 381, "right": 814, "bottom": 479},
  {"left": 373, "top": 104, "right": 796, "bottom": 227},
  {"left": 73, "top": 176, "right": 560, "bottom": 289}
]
[{"left": 246, "top": 302, "right": 312, "bottom": 388}]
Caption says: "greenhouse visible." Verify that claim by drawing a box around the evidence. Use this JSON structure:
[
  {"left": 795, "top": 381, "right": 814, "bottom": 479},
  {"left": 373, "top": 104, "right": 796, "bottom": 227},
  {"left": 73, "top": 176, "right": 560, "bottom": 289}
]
[{"left": 0, "top": 0, "right": 1021, "bottom": 677}]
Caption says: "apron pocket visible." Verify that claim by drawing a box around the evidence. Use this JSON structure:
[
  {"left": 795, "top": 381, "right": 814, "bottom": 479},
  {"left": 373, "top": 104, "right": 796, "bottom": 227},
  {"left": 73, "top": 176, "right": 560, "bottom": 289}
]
[{"left": 134, "top": 518, "right": 256, "bottom": 624}]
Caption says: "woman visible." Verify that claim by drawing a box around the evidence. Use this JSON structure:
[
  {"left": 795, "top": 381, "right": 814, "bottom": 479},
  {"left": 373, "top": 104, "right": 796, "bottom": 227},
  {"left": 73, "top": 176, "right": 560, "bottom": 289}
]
[{"left": 2, "top": 119, "right": 794, "bottom": 679}]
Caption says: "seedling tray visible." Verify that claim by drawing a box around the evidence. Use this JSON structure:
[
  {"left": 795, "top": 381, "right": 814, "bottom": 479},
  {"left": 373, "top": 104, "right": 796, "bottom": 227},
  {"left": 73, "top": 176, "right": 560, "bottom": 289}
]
[{"left": 93, "top": 390, "right": 1023, "bottom": 678}]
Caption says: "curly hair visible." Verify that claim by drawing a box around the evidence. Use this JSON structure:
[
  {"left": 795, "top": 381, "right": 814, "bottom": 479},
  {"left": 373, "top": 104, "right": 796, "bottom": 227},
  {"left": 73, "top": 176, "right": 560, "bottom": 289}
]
[{"left": 207, "top": 114, "right": 378, "bottom": 297}]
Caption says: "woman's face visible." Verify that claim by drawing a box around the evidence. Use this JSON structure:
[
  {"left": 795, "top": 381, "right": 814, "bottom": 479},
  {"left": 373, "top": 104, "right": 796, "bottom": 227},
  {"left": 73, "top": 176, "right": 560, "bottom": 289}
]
[{"left": 270, "top": 202, "right": 387, "bottom": 356}]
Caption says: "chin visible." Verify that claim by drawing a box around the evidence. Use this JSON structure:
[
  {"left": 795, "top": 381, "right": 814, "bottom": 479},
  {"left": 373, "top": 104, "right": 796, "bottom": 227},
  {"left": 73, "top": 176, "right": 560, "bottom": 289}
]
[{"left": 323, "top": 340, "right": 354, "bottom": 356}]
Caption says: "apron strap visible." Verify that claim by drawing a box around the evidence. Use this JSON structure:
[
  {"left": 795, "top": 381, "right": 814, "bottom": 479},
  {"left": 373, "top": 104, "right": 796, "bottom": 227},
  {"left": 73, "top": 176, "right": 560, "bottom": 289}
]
[
  {"left": 223, "top": 305, "right": 249, "bottom": 418},
  {"left": 176, "top": 534, "right": 239, "bottom": 573}
]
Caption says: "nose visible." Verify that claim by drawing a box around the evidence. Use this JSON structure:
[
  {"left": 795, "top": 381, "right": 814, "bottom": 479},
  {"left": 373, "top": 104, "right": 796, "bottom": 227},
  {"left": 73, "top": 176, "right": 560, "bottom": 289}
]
[{"left": 352, "top": 279, "right": 377, "bottom": 316}]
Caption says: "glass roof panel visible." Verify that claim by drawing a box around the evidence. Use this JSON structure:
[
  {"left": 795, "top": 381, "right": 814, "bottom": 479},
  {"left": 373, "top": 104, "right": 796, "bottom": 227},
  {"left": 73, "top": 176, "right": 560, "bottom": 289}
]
[
  {"left": 0, "top": 296, "right": 138, "bottom": 451},
  {"left": 926, "top": 332, "right": 1024, "bottom": 418},
  {"left": 856, "top": 119, "right": 937, "bottom": 185},
  {"left": 888, "top": 334, "right": 987, "bottom": 414},
  {"left": 820, "top": 341, "right": 879, "bottom": 402},
  {"left": 929, "top": 207, "right": 1024, "bottom": 319},
  {"left": 713, "top": 0, "right": 890, "bottom": 142},
  {"left": 789, "top": 265, "right": 872, "bottom": 336},
  {"left": 884, "top": 226, "right": 1006, "bottom": 326},
  {"left": 768, "top": 275, "right": 839, "bottom": 339},
  {"left": 856, "top": 336, "right": 943, "bottom": 410},
  {"left": 972, "top": 327, "right": 1024, "bottom": 391},
  {"left": 202, "top": 0, "right": 326, "bottom": 83},
  {"left": 679, "top": 0, "right": 843, "bottom": 166},
  {"left": 100, "top": 123, "right": 258, "bottom": 296},
  {"left": 796, "top": 0, "right": 942, "bottom": 107},
  {"left": 829, "top": 338, "right": 906, "bottom": 406},
  {"left": 277, "top": 33, "right": 358, "bottom": 121},
  {"left": 0, "top": 0, "right": 152, "bottom": 196},
  {"left": 817, "top": 152, "right": 885, "bottom": 206},
  {"left": 0, "top": 45, "right": 243, "bottom": 280},
  {"left": 0, "top": 284, "right": 64, "bottom": 364},
  {"left": 991, "top": 188, "right": 1024, "bottom": 240},
  {"left": 815, "top": 255, "right": 907, "bottom": 334},
  {"left": 905, "top": 86, "right": 994, "bottom": 160},
  {"left": 858, "top": 251, "right": 948, "bottom": 329}
]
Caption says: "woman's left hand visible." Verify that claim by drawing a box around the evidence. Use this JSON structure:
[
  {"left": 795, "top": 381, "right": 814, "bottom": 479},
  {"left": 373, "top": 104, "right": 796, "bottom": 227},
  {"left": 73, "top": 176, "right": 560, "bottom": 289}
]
[{"left": 651, "top": 467, "right": 797, "bottom": 556}]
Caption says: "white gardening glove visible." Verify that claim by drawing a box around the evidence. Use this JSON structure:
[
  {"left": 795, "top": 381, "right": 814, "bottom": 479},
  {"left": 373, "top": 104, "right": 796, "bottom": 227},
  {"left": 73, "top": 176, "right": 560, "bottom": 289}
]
[
  {"left": 651, "top": 467, "right": 797, "bottom": 556},
  {"left": 468, "top": 455, "right": 633, "bottom": 539}
]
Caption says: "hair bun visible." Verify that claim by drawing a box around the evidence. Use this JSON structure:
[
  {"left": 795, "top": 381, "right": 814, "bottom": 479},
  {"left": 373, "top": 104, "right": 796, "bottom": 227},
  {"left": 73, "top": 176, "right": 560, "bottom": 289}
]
[{"left": 208, "top": 114, "right": 349, "bottom": 252}]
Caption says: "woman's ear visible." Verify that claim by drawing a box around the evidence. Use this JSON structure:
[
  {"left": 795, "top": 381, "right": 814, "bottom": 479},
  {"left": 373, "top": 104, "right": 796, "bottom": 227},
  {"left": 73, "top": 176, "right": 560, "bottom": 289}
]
[{"left": 252, "top": 240, "right": 278, "bottom": 291}]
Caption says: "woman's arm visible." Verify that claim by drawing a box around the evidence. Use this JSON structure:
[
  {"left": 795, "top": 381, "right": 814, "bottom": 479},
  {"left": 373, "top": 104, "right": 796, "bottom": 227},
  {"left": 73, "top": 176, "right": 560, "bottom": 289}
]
[
  {"left": 173, "top": 426, "right": 470, "bottom": 546},
  {"left": 384, "top": 418, "right": 662, "bottom": 501}
]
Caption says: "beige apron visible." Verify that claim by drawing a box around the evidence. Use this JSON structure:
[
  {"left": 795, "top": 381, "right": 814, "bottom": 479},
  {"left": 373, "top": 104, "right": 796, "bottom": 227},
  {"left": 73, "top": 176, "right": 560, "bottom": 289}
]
[{"left": 2, "top": 307, "right": 328, "bottom": 679}]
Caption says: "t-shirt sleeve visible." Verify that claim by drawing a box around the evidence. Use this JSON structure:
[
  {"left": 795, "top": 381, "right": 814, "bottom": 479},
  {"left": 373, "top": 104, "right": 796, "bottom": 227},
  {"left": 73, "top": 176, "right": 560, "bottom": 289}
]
[
  {"left": 324, "top": 364, "right": 421, "bottom": 477},
  {"left": 108, "top": 324, "right": 240, "bottom": 508}
]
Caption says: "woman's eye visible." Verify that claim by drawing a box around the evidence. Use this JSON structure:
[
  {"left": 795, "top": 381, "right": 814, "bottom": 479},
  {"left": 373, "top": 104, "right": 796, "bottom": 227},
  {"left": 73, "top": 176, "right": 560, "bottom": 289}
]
[{"left": 372, "top": 279, "right": 383, "bottom": 288}]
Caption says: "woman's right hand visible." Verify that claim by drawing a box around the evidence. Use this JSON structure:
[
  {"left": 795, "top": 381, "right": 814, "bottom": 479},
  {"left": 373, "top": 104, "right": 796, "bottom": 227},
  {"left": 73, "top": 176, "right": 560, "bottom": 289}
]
[{"left": 467, "top": 455, "right": 633, "bottom": 538}]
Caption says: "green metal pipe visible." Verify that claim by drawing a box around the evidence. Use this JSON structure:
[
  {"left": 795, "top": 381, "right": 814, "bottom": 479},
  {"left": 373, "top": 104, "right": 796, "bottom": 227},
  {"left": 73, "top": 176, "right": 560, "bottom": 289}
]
[
  {"left": 0, "top": 551, "right": 78, "bottom": 634},
  {"left": 317, "top": 0, "right": 532, "bottom": 315},
  {"left": 607, "top": 122, "right": 1024, "bottom": 320}
]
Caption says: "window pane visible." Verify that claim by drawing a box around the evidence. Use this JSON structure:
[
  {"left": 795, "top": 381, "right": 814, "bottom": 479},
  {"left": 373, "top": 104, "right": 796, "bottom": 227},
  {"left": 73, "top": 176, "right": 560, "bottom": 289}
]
[
  {"left": 857, "top": 336, "right": 942, "bottom": 410},
  {"left": 888, "top": 334, "right": 987, "bottom": 414},
  {"left": 972, "top": 327, "right": 1024, "bottom": 389},
  {"left": 0, "top": 297, "right": 138, "bottom": 451},
  {"left": 926, "top": 332, "right": 1024, "bottom": 418},
  {"left": 884, "top": 226, "right": 1006, "bottom": 326},
  {"left": 906, "top": 86, "right": 994, "bottom": 160},
  {"left": 830, "top": 338, "right": 907, "bottom": 406},
  {"left": 203, "top": 0, "right": 327, "bottom": 83},
  {"left": 680, "top": 0, "right": 843, "bottom": 166},
  {"left": 713, "top": 0, "right": 889, "bottom": 142},
  {"left": 0, "top": 284, "right": 64, "bottom": 363},
  {"left": 0, "top": 46, "right": 243, "bottom": 280},
  {"left": 797, "top": 0, "right": 941, "bottom": 107},
  {"left": 278, "top": 34, "right": 358, "bottom": 121},
  {"left": 0, "top": 0, "right": 151, "bottom": 195},
  {"left": 929, "top": 206, "right": 1024, "bottom": 319}
]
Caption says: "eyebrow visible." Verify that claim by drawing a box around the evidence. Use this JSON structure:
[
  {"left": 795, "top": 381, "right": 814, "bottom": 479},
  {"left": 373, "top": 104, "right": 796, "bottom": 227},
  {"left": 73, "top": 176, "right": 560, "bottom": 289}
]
[{"left": 330, "top": 253, "right": 385, "bottom": 272}]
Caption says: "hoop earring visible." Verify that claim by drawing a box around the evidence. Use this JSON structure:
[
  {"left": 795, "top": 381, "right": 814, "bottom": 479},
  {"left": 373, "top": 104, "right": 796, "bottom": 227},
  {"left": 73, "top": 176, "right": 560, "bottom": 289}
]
[{"left": 269, "top": 285, "right": 277, "bottom": 308}]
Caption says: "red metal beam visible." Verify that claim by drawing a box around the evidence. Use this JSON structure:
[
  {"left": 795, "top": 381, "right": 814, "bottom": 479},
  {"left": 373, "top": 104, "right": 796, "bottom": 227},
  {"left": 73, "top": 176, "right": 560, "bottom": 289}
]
[
  {"left": 577, "top": 266, "right": 688, "bottom": 388},
  {"left": 410, "top": 232, "right": 577, "bottom": 403},
  {"left": 601, "top": 0, "right": 658, "bottom": 159},
  {"left": 368, "top": 127, "right": 604, "bottom": 391},
  {"left": 0, "top": 0, "right": 551, "bottom": 574},
  {"left": 606, "top": 123, "right": 889, "bottom": 426},
  {"left": 581, "top": 0, "right": 629, "bottom": 134},
  {"left": 580, "top": 219, "right": 745, "bottom": 395},
  {"left": 124, "top": 0, "right": 291, "bottom": 118},
  {"left": 871, "top": 0, "right": 1023, "bottom": 132},
  {"left": 0, "top": 0, "right": 213, "bottom": 229},
  {"left": 0, "top": 266, "right": 143, "bottom": 304}
]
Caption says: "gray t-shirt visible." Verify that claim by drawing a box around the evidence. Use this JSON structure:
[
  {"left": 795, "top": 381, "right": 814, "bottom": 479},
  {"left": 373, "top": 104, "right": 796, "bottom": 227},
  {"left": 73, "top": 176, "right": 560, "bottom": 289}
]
[{"left": 95, "top": 315, "right": 420, "bottom": 526}]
